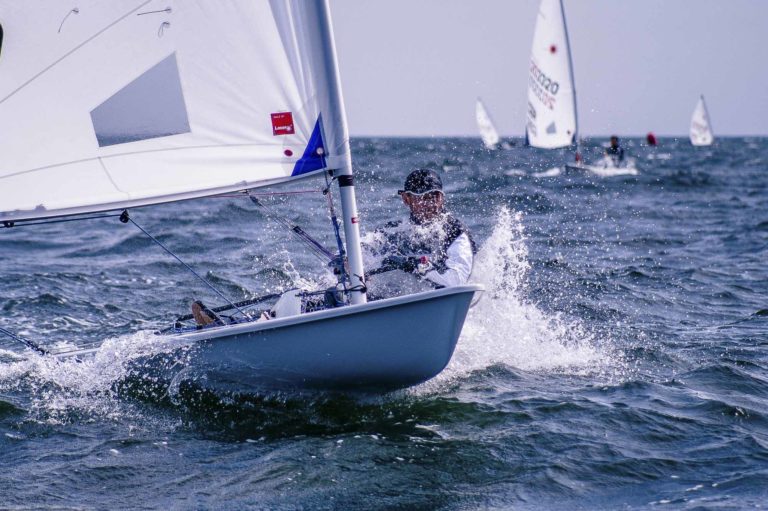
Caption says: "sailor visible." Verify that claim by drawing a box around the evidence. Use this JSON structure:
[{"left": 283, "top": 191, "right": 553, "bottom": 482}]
[
  {"left": 192, "top": 169, "right": 476, "bottom": 325},
  {"left": 605, "top": 135, "right": 625, "bottom": 165},
  {"left": 365, "top": 168, "right": 476, "bottom": 290}
]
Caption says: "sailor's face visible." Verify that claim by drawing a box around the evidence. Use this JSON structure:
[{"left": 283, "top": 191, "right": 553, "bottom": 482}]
[{"left": 402, "top": 191, "right": 444, "bottom": 221}]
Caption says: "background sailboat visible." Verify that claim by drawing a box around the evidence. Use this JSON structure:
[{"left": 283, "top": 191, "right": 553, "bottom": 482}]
[
  {"left": 475, "top": 97, "right": 501, "bottom": 150},
  {"left": 690, "top": 95, "right": 714, "bottom": 146},
  {"left": 525, "top": 0, "right": 578, "bottom": 150},
  {"left": 0, "top": 0, "right": 481, "bottom": 390}
]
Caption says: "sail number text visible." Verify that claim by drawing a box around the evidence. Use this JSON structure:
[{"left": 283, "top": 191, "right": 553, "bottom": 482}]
[{"left": 528, "top": 60, "right": 560, "bottom": 110}]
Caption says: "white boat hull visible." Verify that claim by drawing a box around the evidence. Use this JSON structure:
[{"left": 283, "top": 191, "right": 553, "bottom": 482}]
[
  {"left": 119, "top": 285, "right": 482, "bottom": 392},
  {"left": 565, "top": 157, "right": 638, "bottom": 177}
]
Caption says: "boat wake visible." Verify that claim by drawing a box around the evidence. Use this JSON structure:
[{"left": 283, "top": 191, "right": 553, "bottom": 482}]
[
  {"left": 532, "top": 166, "right": 562, "bottom": 178},
  {"left": 0, "top": 331, "right": 189, "bottom": 423}
]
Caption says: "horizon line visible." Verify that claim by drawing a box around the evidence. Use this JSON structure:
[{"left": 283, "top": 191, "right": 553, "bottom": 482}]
[{"left": 347, "top": 134, "right": 767, "bottom": 139}]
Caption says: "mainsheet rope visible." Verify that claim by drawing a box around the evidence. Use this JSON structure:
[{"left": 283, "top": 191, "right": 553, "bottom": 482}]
[{"left": 0, "top": 186, "right": 340, "bottom": 342}]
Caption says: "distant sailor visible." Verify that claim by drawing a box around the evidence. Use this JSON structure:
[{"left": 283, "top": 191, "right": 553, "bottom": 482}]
[
  {"left": 605, "top": 135, "right": 625, "bottom": 166},
  {"left": 364, "top": 169, "right": 476, "bottom": 295}
]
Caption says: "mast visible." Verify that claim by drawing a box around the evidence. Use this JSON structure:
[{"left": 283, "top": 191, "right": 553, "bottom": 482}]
[
  {"left": 313, "top": 0, "right": 367, "bottom": 305},
  {"left": 559, "top": 0, "right": 580, "bottom": 159}
]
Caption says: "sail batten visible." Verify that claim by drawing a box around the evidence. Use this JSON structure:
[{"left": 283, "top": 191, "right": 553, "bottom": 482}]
[
  {"left": 525, "top": 0, "right": 577, "bottom": 149},
  {"left": 0, "top": 1, "right": 348, "bottom": 222}
]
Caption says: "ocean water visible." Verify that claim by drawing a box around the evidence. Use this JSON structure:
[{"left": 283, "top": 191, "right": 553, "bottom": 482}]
[{"left": 1, "top": 137, "right": 767, "bottom": 510}]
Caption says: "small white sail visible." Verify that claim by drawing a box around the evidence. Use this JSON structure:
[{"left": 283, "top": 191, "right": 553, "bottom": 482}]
[
  {"left": 690, "top": 95, "right": 714, "bottom": 146},
  {"left": 475, "top": 98, "right": 500, "bottom": 149},
  {"left": 525, "top": 0, "right": 578, "bottom": 149},
  {"left": 0, "top": 1, "right": 351, "bottom": 222}
]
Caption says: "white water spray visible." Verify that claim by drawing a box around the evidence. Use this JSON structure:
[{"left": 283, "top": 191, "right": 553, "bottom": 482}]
[
  {"left": 0, "top": 331, "right": 184, "bottom": 423},
  {"left": 435, "top": 208, "right": 611, "bottom": 383}
]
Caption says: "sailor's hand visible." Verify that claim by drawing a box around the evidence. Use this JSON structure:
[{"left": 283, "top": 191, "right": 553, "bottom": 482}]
[{"left": 415, "top": 256, "right": 433, "bottom": 275}]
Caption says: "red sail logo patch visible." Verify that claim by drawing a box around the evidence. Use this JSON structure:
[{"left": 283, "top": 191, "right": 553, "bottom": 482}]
[{"left": 271, "top": 112, "right": 295, "bottom": 136}]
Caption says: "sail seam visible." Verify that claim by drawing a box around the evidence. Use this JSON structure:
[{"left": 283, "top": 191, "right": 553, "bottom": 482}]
[
  {"left": 0, "top": 0, "right": 153, "bottom": 106},
  {"left": 97, "top": 157, "right": 130, "bottom": 197}
]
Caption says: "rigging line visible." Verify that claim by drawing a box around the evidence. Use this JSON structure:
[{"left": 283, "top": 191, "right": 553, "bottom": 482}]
[
  {"left": 247, "top": 190, "right": 322, "bottom": 196},
  {"left": 0, "top": 326, "right": 50, "bottom": 356},
  {"left": 0, "top": 1, "right": 154, "bottom": 106},
  {"left": 324, "top": 172, "right": 349, "bottom": 288},
  {"left": 323, "top": 174, "right": 344, "bottom": 257},
  {"left": 205, "top": 190, "right": 321, "bottom": 200},
  {"left": 252, "top": 202, "right": 328, "bottom": 262},
  {"left": 122, "top": 211, "right": 247, "bottom": 319},
  {"left": 1, "top": 212, "right": 123, "bottom": 229},
  {"left": 248, "top": 194, "right": 335, "bottom": 263}
]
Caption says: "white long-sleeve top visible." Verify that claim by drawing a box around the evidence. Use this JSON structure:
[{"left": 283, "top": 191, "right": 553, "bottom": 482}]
[
  {"left": 423, "top": 232, "right": 474, "bottom": 287},
  {"left": 363, "top": 213, "right": 476, "bottom": 289}
]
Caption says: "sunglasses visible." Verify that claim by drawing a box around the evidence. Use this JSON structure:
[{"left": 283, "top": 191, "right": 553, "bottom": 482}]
[{"left": 398, "top": 190, "right": 443, "bottom": 200}]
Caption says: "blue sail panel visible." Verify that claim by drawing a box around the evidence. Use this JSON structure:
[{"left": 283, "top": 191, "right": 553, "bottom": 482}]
[{"left": 292, "top": 116, "right": 327, "bottom": 176}]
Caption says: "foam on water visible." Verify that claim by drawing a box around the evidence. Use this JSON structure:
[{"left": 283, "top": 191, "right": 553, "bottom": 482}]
[
  {"left": 533, "top": 167, "right": 562, "bottom": 178},
  {"left": 435, "top": 208, "right": 614, "bottom": 383},
  {"left": 0, "top": 331, "right": 182, "bottom": 423}
]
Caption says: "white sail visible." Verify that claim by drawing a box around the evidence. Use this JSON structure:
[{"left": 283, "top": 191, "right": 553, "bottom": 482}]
[
  {"left": 525, "top": 0, "right": 578, "bottom": 149},
  {"left": 689, "top": 95, "right": 714, "bottom": 146},
  {"left": 0, "top": 0, "right": 351, "bottom": 222},
  {"left": 475, "top": 97, "right": 500, "bottom": 149},
  {"left": 0, "top": 0, "right": 490, "bottom": 386}
]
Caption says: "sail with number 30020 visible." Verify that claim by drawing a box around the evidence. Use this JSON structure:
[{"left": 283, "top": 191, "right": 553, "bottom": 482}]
[
  {"left": 525, "top": 0, "right": 578, "bottom": 150},
  {"left": 0, "top": 1, "right": 482, "bottom": 391}
]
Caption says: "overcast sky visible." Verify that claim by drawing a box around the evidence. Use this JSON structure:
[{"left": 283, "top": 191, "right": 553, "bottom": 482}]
[{"left": 331, "top": 0, "right": 768, "bottom": 137}]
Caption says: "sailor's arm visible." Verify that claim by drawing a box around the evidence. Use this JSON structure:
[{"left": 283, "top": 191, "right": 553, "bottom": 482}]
[{"left": 423, "top": 233, "right": 474, "bottom": 287}]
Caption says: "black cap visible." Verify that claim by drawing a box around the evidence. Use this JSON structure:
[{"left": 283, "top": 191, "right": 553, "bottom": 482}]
[{"left": 398, "top": 169, "right": 443, "bottom": 196}]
